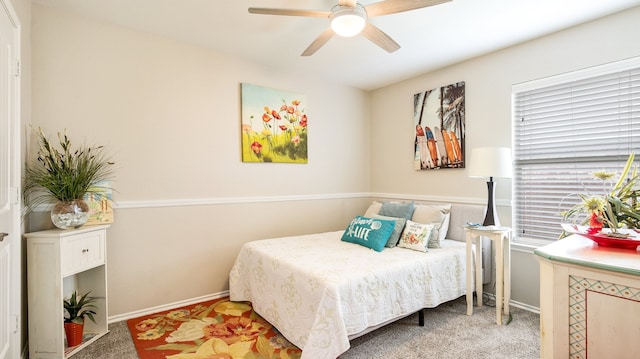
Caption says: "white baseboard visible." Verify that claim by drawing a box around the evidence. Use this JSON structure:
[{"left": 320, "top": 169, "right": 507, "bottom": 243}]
[
  {"left": 110, "top": 290, "right": 539, "bottom": 325},
  {"left": 482, "top": 292, "right": 540, "bottom": 315},
  {"left": 510, "top": 300, "right": 540, "bottom": 314},
  {"left": 108, "top": 290, "right": 229, "bottom": 323}
]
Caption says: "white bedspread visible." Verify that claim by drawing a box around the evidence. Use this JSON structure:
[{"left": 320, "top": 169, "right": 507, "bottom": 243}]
[{"left": 229, "top": 230, "right": 469, "bottom": 359}]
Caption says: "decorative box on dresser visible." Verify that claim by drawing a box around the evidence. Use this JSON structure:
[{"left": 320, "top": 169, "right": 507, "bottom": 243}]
[
  {"left": 534, "top": 235, "right": 640, "bottom": 359},
  {"left": 26, "top": 225, "right": 110, "bottom": 358}
]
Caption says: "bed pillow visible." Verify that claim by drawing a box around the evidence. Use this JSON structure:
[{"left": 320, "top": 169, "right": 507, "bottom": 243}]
[
  {"left": 364, "top": 201, "right": 382, "bottom": 217},
  {"left": 439, "top": 213, "right": 451, "bottom": 242},
  {"left": 411, "top": 204, "right": 452, "bottom": 248},
  {"left": 341, "top": 216, "right": 396, "bottom": 252},
  {"left": 371, "top": 214, "right": 407, "bottom": 248},
  {"left": 397, "top": 220, "right": 434, "bottom": 252},
  {"left": 380, "top": 201, "right": 415, "bottom": 220}
]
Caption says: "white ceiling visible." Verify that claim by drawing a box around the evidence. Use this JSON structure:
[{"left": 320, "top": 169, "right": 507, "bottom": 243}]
[{"left": 32, "top": 0, "right": 640, "bottom": 90}]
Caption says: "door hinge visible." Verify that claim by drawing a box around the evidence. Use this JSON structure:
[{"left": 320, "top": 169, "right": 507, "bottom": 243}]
[
  {"left": 11, "top": 315, "right": 18, "bottom": 333},
  {"left": 10, "top": 187, "right": 19, "bottom": 205},
  {"left": 14, "top": 59, "right": 20, "bottom": 77}
]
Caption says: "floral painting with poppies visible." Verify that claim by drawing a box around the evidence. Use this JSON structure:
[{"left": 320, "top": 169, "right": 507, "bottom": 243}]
[{"left": 241, "top": 83, "right": 308, "bottom": 163}]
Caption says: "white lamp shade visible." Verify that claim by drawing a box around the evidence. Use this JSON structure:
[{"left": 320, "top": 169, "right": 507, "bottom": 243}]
[
  {"left": 468, "top": 147, "right": 513, "bottom": 178},
  {"left": 330, "top": 7, "right": 366, "bottom": 37}
]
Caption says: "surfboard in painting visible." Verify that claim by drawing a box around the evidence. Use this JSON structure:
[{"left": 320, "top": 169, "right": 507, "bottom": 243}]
[
  {"left": 434, "top": 127, "right": 448, "bottom": 168},
  {"left": 415, "top": 125, "right": 430, "bottom": 169},
  {"left": 424, "top": 126, "right": 439, "bottom": 169},
  {"left": 441, "top": 129, "right": 456, "bottom": 165},
  {"left": 450, "top": 130, "right": 463, "bottom": 166}
]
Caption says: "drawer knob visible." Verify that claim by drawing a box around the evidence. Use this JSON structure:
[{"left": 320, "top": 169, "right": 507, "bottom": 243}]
[
  {"left": 0, "top": 233, "right": 7, "bottom": 242},
  {"left": 82, "top": 249, "right": 89, "bottom": 253}
]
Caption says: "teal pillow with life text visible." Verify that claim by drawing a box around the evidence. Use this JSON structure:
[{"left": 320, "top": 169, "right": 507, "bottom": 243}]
[{"left": 341, "top": 216, "right": 396, "bottom": 252}]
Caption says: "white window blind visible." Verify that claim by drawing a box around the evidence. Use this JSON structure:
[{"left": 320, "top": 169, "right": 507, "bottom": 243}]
[{"left": 512, "top": 57, "right": 640, "bottom": 245}]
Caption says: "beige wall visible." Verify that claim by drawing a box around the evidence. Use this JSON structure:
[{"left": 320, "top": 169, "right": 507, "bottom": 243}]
[
  {"left": 30, "top": 4, "right": 372, "bottom": 316},
  {"left": 28, "top": 2, "right": 640, "bottom": 319},
  {"left": 370, "top": 5, "right": 640, "bottom": 307}
]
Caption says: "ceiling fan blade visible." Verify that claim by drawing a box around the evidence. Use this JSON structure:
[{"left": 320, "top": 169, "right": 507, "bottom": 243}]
[
  {"left": 365, "top": 0, "right": 451, "bottom": 18},
  {"left": 248, "top": 8, "right": 331, "bottom": 18},
  {"left": 361, "top": 23, "right": 400, "bottom": 53},
  {"left": 301, "top": 28, "right": 335, "bottom": 56}
]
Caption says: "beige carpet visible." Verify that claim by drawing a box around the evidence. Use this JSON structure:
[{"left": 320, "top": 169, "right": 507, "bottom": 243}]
[
  {"left": 71, "top": 295, "right": 539, "bottom": 359},
  {"left": 341, "top": 296, "right": 539, "bottom": 359}
]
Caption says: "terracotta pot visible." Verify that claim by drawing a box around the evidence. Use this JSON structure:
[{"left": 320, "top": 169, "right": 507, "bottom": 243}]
[{"left": 64, "top": 321, "right": 84, "bottom": 347}]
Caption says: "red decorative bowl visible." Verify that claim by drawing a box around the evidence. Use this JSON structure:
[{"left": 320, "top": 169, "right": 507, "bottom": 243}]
[{"left": 561, "top": 224, "right": 640, "bottom": 250}]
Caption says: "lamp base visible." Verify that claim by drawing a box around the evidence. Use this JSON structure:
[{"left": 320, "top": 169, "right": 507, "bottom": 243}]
[{"left": 483, "top": 178, "right": 500, "bottom": 227}]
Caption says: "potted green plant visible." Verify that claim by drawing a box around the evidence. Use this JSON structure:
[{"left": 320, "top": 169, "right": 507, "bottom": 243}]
[
  {"left": 561, "top": 153, "right": 640, "bottom": 237},
  {"left": 63, "top": 291, "right": 98, "bottom": 347},
  {"left": 23, "top": 127, "right": 114, "bottom": 229}
]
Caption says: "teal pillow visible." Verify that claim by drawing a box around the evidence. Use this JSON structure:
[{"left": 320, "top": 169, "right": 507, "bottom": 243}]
[
  {"left": 371, "top": 214, "right": 407, "bottom": 248},
  {"left": 341, "top": 216, "right": 396, "bottom": 252},
  {"left": 380, "top": 201, "right": 415, "bottom": 220}
]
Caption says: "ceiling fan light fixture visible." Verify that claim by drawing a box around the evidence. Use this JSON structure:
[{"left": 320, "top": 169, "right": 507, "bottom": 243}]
[{"left": 330, "top": 6, "right": 366, "bottom": 37}]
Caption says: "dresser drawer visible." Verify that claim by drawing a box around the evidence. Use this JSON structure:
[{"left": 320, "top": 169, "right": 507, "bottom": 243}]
[{"left": 61, "top": 230, "right": 105, "bottom": 276}]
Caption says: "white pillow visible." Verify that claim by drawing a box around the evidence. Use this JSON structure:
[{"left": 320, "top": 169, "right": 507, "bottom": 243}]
[
  {"left": 439, "top": 213, "right": 451, "bottom": 241},
  {"left": 398, "top": 220, "right": 433, "bottom": 252},
  {"left": 411, "top": 204, "right": 451, "bottom": 248},
  {"left": 364, "top": 201, "right": 382, "bottom": 217}
]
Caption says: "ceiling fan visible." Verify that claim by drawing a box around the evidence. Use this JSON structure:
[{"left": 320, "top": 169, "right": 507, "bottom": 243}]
[{"left": 248, "top": 0, "right": 452, "bottom": 56}]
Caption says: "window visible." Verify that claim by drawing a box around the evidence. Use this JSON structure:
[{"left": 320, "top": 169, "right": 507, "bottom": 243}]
[{"left": 512, "top": 57, "right": 640, "bottom": 246}]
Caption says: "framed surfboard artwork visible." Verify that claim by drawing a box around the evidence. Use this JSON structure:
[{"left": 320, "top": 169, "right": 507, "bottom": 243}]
[{"left": 413, "top": 81, "right": 465, "bottom": 170}]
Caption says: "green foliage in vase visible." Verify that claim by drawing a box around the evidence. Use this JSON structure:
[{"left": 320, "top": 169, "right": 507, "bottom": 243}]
[
  {"left": 561, "top": 153, "right": 640, "bottom": 235},
  {"left": 64, "top": 291, "right": 98, "bottom": 324},
  {"left": 23, "top": 128, "right": 114, "bottom": 215}
]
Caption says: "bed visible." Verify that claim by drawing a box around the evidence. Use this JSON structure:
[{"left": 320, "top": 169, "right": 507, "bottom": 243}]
[{"left": 229, "top": 201, "right": 486, "bottom": 359}]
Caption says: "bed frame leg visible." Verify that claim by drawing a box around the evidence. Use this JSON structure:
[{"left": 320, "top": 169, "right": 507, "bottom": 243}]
[{"left": 418, "top": 309, "right": 424, "bottom": 326}]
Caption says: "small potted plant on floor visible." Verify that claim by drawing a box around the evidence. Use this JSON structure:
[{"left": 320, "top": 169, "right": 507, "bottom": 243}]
[{"left": 63, "top": 291, "right": 98, "bottom": 347}]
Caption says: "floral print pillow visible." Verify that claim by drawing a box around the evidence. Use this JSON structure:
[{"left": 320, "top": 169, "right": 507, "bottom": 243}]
[{"left": 398, "top": 220, "right": 434, "bottom": 252}]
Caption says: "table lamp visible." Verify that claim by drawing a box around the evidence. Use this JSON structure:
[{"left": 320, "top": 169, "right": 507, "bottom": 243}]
[{"left": 468, "top": 147, "right": 512, "bottom": 226}]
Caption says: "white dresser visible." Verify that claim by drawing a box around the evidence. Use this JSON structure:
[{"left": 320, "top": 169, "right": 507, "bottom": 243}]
[
  {"left": 26, "top": 225, "right": 110, "bottom": 358},
  {"left": 535, "top": 235, "right": 640, "bottom": 359}
]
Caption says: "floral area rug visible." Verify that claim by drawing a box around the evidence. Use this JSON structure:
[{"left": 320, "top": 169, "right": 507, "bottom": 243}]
[{"left": 127, "top": 297, "right": 302, "bottom": 359}]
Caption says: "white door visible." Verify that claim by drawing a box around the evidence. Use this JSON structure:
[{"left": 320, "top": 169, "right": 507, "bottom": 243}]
[{"left": 0, "top": 0, "right": 20, "bottom": 358}]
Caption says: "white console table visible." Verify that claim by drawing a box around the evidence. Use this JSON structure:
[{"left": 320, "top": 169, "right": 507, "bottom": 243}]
[
  {"left": 26, "top": 225, "right": 110, "bottom": 358},
  {"left": 465, "top": 226, "right": 511, "bottom": 325},
  {"left": 535, "top": 235, "right": 640, "bottom": 359}
]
